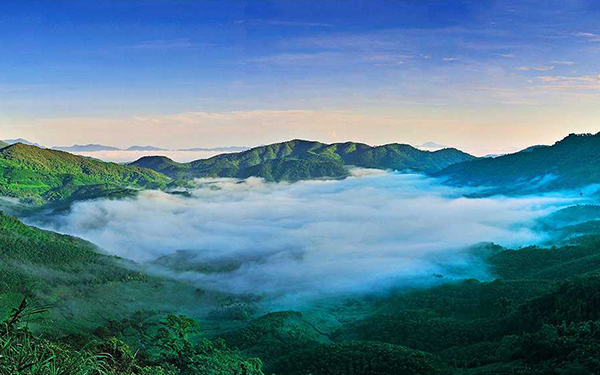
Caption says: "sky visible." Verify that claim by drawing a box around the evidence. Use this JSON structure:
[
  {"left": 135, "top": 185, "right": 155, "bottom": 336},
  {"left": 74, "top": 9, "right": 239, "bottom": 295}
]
[{"left": 1, "top": 0, "right": 600, "bottom": 156}]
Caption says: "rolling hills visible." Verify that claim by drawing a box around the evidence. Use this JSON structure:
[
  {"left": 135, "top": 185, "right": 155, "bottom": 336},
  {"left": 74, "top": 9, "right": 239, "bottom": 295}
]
[
  {"left": 131, "top": 139, "right": 475, "bottom": 182},
  {"left": 437, "top": 132, "right": 600, "bottom": 193},
  {"left": 0, "top": 143, "right": 169, "bottom": 206}
]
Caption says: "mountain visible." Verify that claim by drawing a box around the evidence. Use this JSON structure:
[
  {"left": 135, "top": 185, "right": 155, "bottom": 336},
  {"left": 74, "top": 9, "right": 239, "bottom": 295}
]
[
  {"left": 126, "top": 145, "right": 168, "bottom": 151},
  {"left": 53, "top": 144, "right": 122, "bottom": 152},
  {"left": 0, "top": 140, "right": 8, "bottom": 148},
  {"left": 437, "top": 133, "right": 600, "bottom": 193},
  {"left": 132, "top": 139, "right": 475, "bottom": 182},
  {"left": 3, "top": 138, "right": 44, "bottom": 148},
  {"left": 0, "top": 143, "right": 169, "bottom": 206}
]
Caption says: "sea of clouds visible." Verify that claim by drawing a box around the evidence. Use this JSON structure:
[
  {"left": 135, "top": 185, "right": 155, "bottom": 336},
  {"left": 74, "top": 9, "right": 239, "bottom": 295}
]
[{"left": 35, "top": 170, "right": 581, "bottom": 299}]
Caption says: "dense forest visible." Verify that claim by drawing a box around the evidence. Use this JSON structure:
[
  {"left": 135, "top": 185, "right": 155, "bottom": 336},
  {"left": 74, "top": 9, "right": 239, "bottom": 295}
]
[
  {"left": 438, "top": 133, "right": 600, "bottom": 194},
  {"left": 0, "top": 143, "right": 168, "bottom": 207},
  {"left": 130, "top": 139, "right": 475, "bottom": 182}
]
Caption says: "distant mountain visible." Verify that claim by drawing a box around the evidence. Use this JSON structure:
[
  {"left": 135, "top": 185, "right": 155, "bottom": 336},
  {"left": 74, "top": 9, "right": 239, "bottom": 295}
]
[
  {"left": 53, "top": 144, "right": 121, "bottom": 152},
  {"left": 437, "top": 133, "right": 600, "bottom": 193},
  {"left": 126, "top": 145, "right": 168, "bottom": 151},
  {"left": 3, "top": 138, "right": 44, "bottom": 148},
  {"left": 0, "top": 140, "right": 8, "bottom": 148},
  {"left": 0, "top": 143, "right": 169, "bottom": 206},
  {"left": 179, "top": 146, "right": 250, "bottom": 152},
  {"left": 131, "top": 139, "right": 475, "bottom": 182}
]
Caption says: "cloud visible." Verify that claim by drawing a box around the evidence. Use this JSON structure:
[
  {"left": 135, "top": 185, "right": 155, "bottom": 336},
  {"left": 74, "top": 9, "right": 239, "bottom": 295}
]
[
  {"left": 574, "top": 32, "right": 600, "bottom": 42},
  {"left": 537, "top": 74, "right": 600, "bottom": 90},
  {"left": 248, "top": 52, "right": 342, "bottom": 65},
  {"left": 516, "top": 66, "right": 555, "bottom": 72},
  {"left": 34, "top": 172, "right": 578, "bottom": 299},
  {"left": 266, "top": 20, "right": 333, "bottom": 28},
  {"left": 551, "top": 61, "right": 576, "bottom": 66},
  {"left": 63, "top": 149, "right": 226, "bottom": 163},
  {"left": 443, "top": 57, "right": 459, "bottom": 62},
  {"left": 234, "top": 19, "right": 333, "bottom": 28},
  {"left": 125, "top": 39, "right": 208, "bottom": 51}
]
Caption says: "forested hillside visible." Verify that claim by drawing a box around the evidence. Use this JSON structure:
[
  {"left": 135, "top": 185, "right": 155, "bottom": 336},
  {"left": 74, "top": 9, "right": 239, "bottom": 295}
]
[
  {"left": 0, "top": 143, "right": 169, "bottom": 206},
  {"left": 0, "top": 212, "right": 267, "bottom": 375},
  {"left": 131, "top": 139, "right": 475, "bottom": 182},
  {"left": 438, "top": 132, "right": 600, "bottom": 193}
]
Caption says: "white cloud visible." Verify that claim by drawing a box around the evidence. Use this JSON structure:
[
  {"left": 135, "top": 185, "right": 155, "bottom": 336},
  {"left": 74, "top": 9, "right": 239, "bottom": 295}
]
[
  {"left": 35, "top": 172, "right": 578, "bottom": 299},
  {"left": 574, "top": 32, "right": 600, "bottom": 42},
  {"left": 551, "top": 61, "right": 576, "bottom": 66},
  {"left": 516, "top": 66, "right": 555, "bottom": 72},
  {"left": 537, "top": 74, "right": 600, "bottom": 90}
]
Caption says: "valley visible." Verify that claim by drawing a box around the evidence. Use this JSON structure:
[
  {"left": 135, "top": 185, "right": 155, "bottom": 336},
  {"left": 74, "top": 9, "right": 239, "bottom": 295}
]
[{"left": 3, "top": 134, "right": 600, "bottom": 374}]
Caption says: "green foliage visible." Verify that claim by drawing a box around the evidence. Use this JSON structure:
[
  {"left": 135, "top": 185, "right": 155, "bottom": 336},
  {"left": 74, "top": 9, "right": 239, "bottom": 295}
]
[
  {"left": 272, "top": 341, "right": 446, "bottom": 375},
  {"left": 0, "top": 143, "right": 169, "bottom": 206},
  {"left": 220, "top": 311, "right": 326, "bottom": 372},
  {"left": 149, "top": 315, "right": 264, "bottom": 375},
  {"left": 438, "top": 132, "right": 600, "bottom": 192},
  {"left": 0, "top": 299, "right": 176, "bottom": 375},
  {"left": 132, "top": 139, "right": 475, "bottom": 182},
  {"left": 0, "top": 212, "right": 147, "bottom": 302}
]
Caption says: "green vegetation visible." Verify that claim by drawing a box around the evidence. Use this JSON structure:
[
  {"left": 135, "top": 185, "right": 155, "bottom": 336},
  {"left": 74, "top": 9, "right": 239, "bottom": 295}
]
[
  {"left": 0, "top": 143, "right": 169, "bottom": 206},
  {"left": 5, "top": 209, "right": 600, "bottom": 374},
  {"left": 9, "top": 135, "right": 600, "bottom": 373},
  {"left": 0, "top": 211, "right": 267, "bottom": 374},
  {"left": 0, "top": 300, "right": 263, "bottom": 375},
  {"left": 438, "top": 132, "right": 600, "bottom": 193},
  {"left": 272, "top": 341, "right": 445, "bottom": 375},
  {"left": 131, "top": 139, "right": 475, "bottom": 182},
  {"left": 203, "top": 233, "right": 600, "bottom": 374}
]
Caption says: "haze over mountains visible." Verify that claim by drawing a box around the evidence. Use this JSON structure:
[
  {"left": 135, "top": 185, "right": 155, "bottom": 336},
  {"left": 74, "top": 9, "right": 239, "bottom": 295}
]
[{"left": 52, "top": 143, "right": 249, "bottom": 152}]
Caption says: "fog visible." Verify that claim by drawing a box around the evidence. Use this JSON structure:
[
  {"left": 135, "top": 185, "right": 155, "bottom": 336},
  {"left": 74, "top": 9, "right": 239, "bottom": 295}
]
[
  {"left": 67, "top": 149, "right": 226, "bottom": 163},
  {"left": 35, "top": 170, "right": 580, "bottom": 299}
]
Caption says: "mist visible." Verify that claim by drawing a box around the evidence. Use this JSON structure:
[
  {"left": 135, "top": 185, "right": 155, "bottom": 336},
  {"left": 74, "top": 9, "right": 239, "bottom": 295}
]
[{"left": 34, "top": 170, "right": 581, "bottom": 299}]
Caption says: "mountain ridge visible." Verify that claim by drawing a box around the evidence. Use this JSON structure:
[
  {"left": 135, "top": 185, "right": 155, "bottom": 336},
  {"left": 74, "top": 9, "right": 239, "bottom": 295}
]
[
  {"left": 0, "top": 143, "right": 169, "bottom": 206},
  {"left": 130, "top": 139, "right": 476, "bottom": 181},
  {"left": 437, "top": 132, "right": 600, "bottom": 193}
]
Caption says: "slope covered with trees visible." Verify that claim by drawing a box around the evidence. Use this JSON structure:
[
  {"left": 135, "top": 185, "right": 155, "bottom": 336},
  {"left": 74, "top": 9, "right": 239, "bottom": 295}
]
[
  {"left": 0, "top": 212, "right": 266, "bottom": 374},
  {"left": 438, "top": 132, "right": 600, "bottom": 193},
  {"left": 131, "top": 139, "right": 475, "bottom": 182},
  {"left": 0, "top": 143, "right": 169, "bottom": 206}
]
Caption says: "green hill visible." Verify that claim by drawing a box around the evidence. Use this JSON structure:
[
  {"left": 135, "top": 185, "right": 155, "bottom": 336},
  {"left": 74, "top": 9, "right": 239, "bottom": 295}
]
[
  {"left": 131, "top": 139, "right": 475, "bottom": 182},
  {"left": 437, "top": 133, "right": 600, "bottom": 193},
  {"left": 0, "top": 143, "right": 169, "bottom": 206},
  {"left": 0, "top": 140, "right": 8, "bottom": 148}
]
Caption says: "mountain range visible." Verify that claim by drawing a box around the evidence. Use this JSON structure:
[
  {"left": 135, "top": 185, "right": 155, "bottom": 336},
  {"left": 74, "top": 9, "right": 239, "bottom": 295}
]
[
  {"left": 5, "top": 133, "right": 600, "bottom": 208},
  {"left": 6, "top": 133, "right": 600, "bottom": 374},
  {"left": 53, "top": 144, "right": 122, "bottom": 152},
  {"left": 2, "top": 138, "right": 44, "bottom": 148},
  {"left": 51, "top": 144, "right": 248, "bottom": 152},
  {"left": 130, "top": 139, "right": 475, "bottom": 181}
]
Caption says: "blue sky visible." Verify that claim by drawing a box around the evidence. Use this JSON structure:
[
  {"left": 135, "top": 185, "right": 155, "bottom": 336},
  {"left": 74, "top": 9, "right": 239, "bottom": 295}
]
[{"left": 1, "top": 0, "right": 600, "bottom": 155}]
